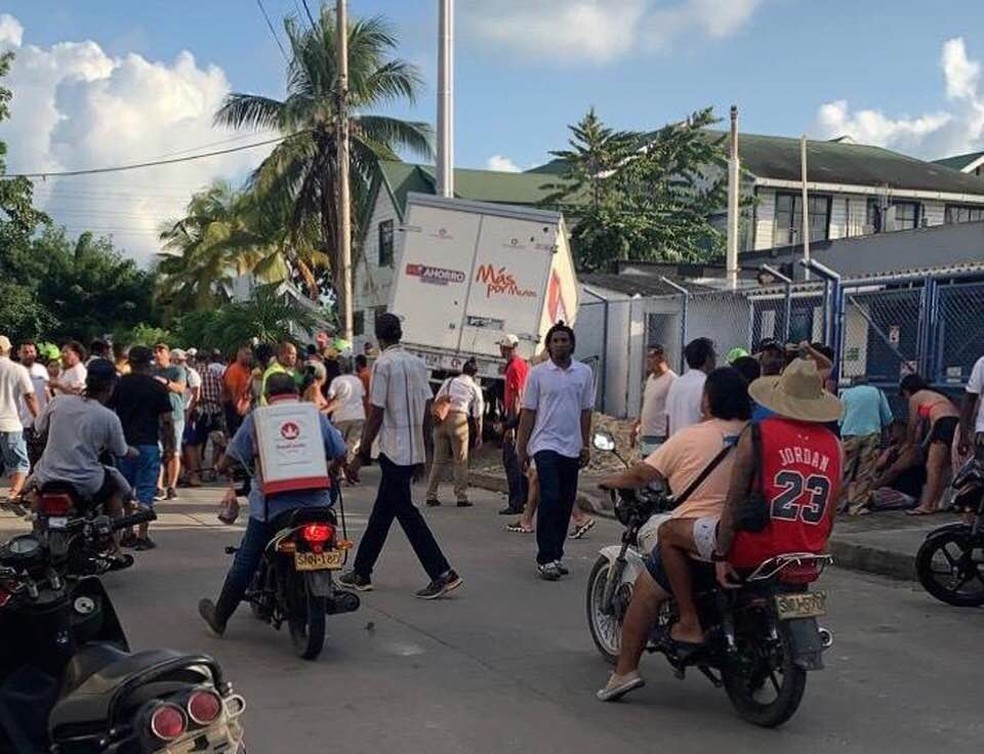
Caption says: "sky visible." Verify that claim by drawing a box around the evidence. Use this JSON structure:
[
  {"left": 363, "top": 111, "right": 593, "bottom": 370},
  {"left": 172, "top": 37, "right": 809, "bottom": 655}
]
[{"left": 2, "top": 0, "right": 984, "bottom": 264}]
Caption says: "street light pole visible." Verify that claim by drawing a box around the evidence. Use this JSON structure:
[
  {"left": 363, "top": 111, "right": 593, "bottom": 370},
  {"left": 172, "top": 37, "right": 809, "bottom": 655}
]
[
  {"left": 437, "top": 0, "right": 454, "bottom": 197},
  {"left": 336, "top": 0, "right": 353, "bottom": 343}
]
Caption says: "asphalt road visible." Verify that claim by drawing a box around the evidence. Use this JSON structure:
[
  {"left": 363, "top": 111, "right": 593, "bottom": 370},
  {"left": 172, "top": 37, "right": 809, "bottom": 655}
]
[{"left": 4, "top": 473, "right": 983, "bottom": 753}]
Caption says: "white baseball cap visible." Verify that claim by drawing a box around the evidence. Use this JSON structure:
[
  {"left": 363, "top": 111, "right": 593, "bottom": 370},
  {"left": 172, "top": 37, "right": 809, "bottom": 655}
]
[{"left": 498, "top": 334, "right": 519, "bottom": 347}]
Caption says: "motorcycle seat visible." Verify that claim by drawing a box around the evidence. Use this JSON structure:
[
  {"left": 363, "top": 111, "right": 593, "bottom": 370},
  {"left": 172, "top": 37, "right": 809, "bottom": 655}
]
[
  {"left": 271, "top": 505, "right": 336, "bottom": 530},
  {"left": 50, "top": 646, "right": 195, "bottom": 730}
]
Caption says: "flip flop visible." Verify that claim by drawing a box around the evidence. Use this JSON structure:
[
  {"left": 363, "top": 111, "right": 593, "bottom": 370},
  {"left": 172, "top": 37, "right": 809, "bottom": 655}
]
[
  {"left": 570, "top": 518, "right": 596, "bottom": 539},
  {"left": 506, "top": 522, "right": 533, "bottom": 533},
  {"left": 905, "top": 508, "right": 939, "bottom": 516}
]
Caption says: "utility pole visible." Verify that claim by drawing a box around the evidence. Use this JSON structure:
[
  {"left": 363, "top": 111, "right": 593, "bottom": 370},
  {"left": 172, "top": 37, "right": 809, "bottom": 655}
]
[
  {"left": 726, "top": 105, "right": 740, "bottom": 290},
  {"left": 437, "top": 0, "right": 454, "bottom": 197},
  {"left": 336, "top": 0, "right": 353, "bottom": 343},
  {"left": 800, "top": 135, "right": 811, "bottom": 281}
]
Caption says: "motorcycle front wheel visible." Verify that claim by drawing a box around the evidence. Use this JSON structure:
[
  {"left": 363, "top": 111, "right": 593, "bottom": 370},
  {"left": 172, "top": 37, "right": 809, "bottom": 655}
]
[
  {"left": 915, "top": 526, "right": 984, "bottom": 607},
  {"left": 286, "top": 574, "right": 326, "bottom": 660},
  {"left": 586, "top": 557, "right": 626, "bottom": 665},
  {"left": 722, "top": 624, "right": 806, "bottom": 728}
]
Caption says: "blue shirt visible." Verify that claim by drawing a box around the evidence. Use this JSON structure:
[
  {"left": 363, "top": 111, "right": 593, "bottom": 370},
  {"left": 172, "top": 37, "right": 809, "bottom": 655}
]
[
  {"left": 226, "top": 405, "right": 347, "bottom": 522},
  {"left": 839, "top": 384, "right": 893, "bottom": 437},
  {"left": 751, "top": 403, "right": 777, "bottom": 423}
]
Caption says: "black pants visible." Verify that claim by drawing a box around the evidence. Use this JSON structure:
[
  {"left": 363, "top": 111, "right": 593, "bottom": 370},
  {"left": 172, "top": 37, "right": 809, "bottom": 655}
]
[
  {"left": 534, "top": 450, "right": 581, "bottom": 565},
  {"left": 353, "top": 455, "right": 451, "bottom": 581},
  {"left": 502, "top": 436, "right": 528, "bottom": 510}
]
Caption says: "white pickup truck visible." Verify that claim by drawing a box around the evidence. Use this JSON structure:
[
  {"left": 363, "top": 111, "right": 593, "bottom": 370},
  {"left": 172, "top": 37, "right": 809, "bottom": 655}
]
[{"left": 388, "top": 193, "right": 580, "bottom": 379}]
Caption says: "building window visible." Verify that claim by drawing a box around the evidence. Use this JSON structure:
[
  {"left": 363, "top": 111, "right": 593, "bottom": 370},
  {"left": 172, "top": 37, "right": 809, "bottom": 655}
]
[
  {"left": 945, "top": 204, "right": 984, "bottom": 224},
  {"left": 378, "top": 219, "right": 394, "bottom": 266},
  {"left": 773, "top": 192, "right": 831, "bottom": 246},
  {"left": 867, "top": 199, "right": 921, "bottom": 232},
  {"left": 353, "top": 310, "right": 365, "bottom": 337}
]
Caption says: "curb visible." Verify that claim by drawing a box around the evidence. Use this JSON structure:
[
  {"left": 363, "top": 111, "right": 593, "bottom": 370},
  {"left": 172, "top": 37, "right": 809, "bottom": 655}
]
[{"left": 470, "top": 470, "right": 918, "bottom": 582}]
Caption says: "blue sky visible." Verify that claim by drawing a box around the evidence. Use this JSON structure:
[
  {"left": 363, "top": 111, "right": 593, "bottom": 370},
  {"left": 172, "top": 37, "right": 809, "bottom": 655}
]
[{"left": 2, "top": 1, "right": 983, "bottom": 260}]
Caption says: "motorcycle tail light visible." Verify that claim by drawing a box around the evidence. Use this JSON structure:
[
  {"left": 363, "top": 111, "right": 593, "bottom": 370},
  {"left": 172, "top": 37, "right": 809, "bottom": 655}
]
[
  {"left": 150, "top": 703, "right": 187, "bottom": 741},
  {"left": 38, "top": 494, "right": 73, "bottom": 516},
  {"left": 301, "top": 523, "right": 334, "bottom": 544},
  {"left": 187, "top": 690, "right": 223, "bottom": 725},
  {"left": 778, "top": 564, "right": 821, "bottom": 584}
]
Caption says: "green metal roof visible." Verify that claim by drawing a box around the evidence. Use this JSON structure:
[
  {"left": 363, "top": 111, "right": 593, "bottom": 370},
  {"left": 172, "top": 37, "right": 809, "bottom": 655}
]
[
  {"left": 933, "top": 151, "right": 984, "bottom": 172},
  {"left": 528, "top": 131, "right": 984, "bottom": 195},
  {"left": 375, "top": 162, "right": 568, "bottom": 219}
]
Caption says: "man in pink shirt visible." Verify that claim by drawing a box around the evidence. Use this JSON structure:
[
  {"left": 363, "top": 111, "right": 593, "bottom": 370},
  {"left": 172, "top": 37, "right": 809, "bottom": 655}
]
[{"left": 499, "top": 334, "right": 530, "bottom": 515}]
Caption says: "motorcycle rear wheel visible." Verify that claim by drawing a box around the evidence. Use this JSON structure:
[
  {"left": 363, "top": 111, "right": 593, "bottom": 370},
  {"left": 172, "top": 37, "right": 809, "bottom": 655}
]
[
  {"left": 916, "top": 527, "right": 984, "bottom": 607},
  {"left": 586, "top": 557, "right": 625, "bottom": 665},
  {"left": 722, "top": 626, "right": 806, "bottom": 728},
  {"left": 286, "top": 576, "right": 326, "bottom": 660}
]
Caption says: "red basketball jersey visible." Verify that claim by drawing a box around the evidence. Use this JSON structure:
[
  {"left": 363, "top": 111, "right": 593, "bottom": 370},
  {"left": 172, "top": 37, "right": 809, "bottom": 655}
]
[{"left": 729, "top": 417, "right": 842, "bottom": 569}]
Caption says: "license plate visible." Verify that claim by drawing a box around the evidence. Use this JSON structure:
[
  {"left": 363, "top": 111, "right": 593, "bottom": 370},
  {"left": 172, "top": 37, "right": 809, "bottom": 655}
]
[
  {"left": 775, "top": 591, "right": 827, "bottom": 619},
  {"left": 294, "top": 550, "right": 344, "bottom": 571},
  {"left": 48, "top": 517, "right": 67, "bottom": 530}
]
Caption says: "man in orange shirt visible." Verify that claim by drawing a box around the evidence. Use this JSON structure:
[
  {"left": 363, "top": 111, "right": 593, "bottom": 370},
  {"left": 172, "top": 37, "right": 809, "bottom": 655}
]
[{"left": 222, "top": 345, "right": 253, "bottom": 435}]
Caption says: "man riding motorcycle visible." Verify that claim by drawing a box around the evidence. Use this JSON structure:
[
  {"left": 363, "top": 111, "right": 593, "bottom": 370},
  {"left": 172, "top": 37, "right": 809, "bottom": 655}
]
[
  {"left": 198, "top": 372, "right": 349, "bottom": 636},
  {"left": 596, "top": 367, "right": 751, "bottom": 701},
  {"left": 27, "top": 358, "right": 137, "bottom": 561},
  {"left": 660, "top": 358, "right": 843, "bottom": 649}
]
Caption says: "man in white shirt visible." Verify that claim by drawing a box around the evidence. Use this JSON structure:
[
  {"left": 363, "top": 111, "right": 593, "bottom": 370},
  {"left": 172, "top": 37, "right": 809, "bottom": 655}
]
[
  {"left": 664, "top": 337, "right": 716, "bottom": 437},
  {"left": 0, "top": 335, "right": 39, "bottom": 499},
  {"left": 18, "top": 341, "right": 49, "bottom": 468},
  {"left": 341, "top": 313, "right": 462, "bottom": 600},
  {"left": 632, "top": 344, "right": 677, "bottom": 457},
  {"left": 517, "top": 323, "right": 595, "bottom": 581},
  {"left": 326, "top": 359, "right": 367, "bottom": 458},
  {"left": 50, "top": 341, "right": 88, "bottom": 396},
  {"left": 959, "top": 354, "right": 984, "bottom": 456},
  {"left": 426, "top": 358, "right": 484, "bottom": 507}
]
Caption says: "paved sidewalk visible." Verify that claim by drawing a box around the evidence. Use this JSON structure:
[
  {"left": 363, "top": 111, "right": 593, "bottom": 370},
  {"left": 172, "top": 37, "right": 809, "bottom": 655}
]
[{"left": 471, "top": 469, "right": 950, "bottom": 581}]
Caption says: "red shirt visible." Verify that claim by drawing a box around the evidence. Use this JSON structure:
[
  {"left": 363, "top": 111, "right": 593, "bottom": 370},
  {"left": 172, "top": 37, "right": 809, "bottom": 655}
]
[
  {"left": 503, "top": 356, "right": 529, "bottom": 417},
  {"left": 729, "top": 417, "right": 842, "bottom": 569}
]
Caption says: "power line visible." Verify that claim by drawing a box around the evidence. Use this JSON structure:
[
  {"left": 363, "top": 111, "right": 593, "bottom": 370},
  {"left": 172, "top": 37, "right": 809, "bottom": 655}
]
[
  {"left": 256, "top": 0, "right": 289, "bottom": 60},
  {"left": 3, "top": 134, "right": 292, "bottom": 180}
]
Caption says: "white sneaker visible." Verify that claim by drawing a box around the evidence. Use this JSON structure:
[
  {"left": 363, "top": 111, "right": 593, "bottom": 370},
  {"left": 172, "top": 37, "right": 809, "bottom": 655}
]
[{"left": 597, "top": 671, "right": 645, "bottom": 702}]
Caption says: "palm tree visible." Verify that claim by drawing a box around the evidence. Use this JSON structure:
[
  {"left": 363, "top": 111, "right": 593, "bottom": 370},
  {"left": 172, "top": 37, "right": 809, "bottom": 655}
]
[{"left": 215, "top": 5, "right": 433, "bottom": 311}]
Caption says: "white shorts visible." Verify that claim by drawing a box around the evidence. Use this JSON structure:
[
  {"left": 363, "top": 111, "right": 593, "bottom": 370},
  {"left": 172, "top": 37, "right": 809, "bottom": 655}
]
[{"left": 692, "top": 516, "right": 719, "bottom": 561}]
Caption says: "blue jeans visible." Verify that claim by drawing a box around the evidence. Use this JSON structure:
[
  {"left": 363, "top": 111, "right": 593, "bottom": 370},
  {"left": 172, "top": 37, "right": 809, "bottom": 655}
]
[
  {"left": 533, "top": 450, "right": 581, "bottom": 565},
  {"left": 118, "top": 445, "right": 162, "bottom": 506},
  {"left": 214, "top": 517, "right": 274, "bottom": 622}
]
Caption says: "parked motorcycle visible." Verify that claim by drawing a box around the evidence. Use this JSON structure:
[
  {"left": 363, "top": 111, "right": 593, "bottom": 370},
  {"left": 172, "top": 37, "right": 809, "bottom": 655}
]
[
  {"left": 915, "top": 449, "right": 984, "bottom": 606},
  {"left": 226, "top": 469, "right": 360, "bottom": 660},
  {"left": 586, "top": 432, "right": 833, "bottom": 728},
  {"left": 0, "top": 510, "right": 246, "bottom": 753},
  {"left": 32, "top": 481, "right": 134, "bottom": 576}
]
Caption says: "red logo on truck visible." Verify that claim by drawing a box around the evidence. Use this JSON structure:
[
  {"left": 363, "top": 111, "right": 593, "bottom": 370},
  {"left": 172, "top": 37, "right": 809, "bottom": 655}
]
[
  {"left": 475, "top": 264, "right": 536, "bottom": 299},
  {"left": 406, "top": 263, "right": 466, "bottom": 285},
  {"left": 547, "top": 270, "right": 569, "bottom": 324}
]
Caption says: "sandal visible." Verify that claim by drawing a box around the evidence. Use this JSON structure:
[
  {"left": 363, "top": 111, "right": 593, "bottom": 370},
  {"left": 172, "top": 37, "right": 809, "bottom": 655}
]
[
  {"left": 506, "top": 521, "right": 533, "bottom": 533},
  {"left": 905, "top": 507, "right": 939, "bottom": 516},
  {"left": 570, "top": 518, "right": 596, "bottom": 539}
]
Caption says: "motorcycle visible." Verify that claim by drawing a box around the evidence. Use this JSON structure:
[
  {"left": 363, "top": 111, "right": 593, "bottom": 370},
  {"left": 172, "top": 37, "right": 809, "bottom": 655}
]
[
  {"left": 0, "top": 509, "right": 246, "bottom": 753},
  {"left": 225, "top": 468, "right": 360, "bottom": 660},
  {"left": 915, "top": 448, "right": 984, "bottom": 606},
  {"left": 586, "top": 431, "right": 833, "bottom": 728},
  {"left": 32, "top": 482, "right": 135, "bottom": 576}
]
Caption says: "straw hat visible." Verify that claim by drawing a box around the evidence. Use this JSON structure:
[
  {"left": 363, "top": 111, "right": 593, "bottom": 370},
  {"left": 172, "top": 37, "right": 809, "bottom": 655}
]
[{"left": 748, "top": 358, "right": 842, "bottom": 423}]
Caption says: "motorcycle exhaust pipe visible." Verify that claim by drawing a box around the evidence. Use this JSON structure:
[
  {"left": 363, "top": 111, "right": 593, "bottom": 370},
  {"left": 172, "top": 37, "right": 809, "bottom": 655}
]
[{"left": 818, "top": 627, "right": 833, "bottom": 649}]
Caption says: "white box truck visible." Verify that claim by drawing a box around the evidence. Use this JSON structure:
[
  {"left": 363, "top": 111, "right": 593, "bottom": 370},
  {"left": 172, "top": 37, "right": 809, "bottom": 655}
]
[{"left": 388, "top": 193, "right": 580, "bottom": 379}]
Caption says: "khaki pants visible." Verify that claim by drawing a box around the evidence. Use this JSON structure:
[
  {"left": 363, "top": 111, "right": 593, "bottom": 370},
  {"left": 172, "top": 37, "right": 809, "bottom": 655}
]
[
  {"left": 842, "top": 432, "right": 881, "bottom": 513},
  {"left": 334, "top": 419, "right": 364, "bottom": 461},
  {"left": 426, "top": 411, "right": 470, "bottom": 503}
]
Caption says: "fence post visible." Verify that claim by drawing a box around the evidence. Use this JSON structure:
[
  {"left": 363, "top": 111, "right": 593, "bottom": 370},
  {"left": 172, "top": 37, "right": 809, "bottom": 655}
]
[
  {"left": 660, "top": 277, "right": 689, "bottom": 373},
  {"left": 581, "top": 288, "right": 609, "bottom": 412},
  {"left": 924, "top": 278, "right": 940, "bottom": 383},
  {"left": 800, "top": 259, "right": 843, "bottom": 383},
  {"left": 760, "top": 264, "right": 793, "bottom": 343}
]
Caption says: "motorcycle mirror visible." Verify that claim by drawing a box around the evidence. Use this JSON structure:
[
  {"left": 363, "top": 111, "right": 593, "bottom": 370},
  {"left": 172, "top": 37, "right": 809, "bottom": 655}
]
[{"left": 592, "top": 432, "right": 616, "bottom": 452}]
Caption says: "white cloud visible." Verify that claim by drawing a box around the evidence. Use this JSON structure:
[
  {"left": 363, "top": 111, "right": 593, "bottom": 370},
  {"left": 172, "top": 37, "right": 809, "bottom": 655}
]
[
  {"left": 0, "top": 14, "right": 23, "bottom": 46},
  {"left": 462, "top": 0, "right": 762, "bottom": 64},
  {"left": 814, "top": 38, "right": 984, "bottom": 159},
  {"left": 0, "top": 15, "right": 273, "bottom": 264},
  {"left": 486, "top": 154, "right": 521, "bottom": 172}
]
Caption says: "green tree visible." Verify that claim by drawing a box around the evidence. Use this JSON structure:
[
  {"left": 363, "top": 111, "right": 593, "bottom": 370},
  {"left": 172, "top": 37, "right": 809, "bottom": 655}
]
[
  {"left": 215, "top": 5, "right": 433, "bottom": 310},
  {"left": 545, "top": 108, "right": 727, "bottom": 271}
]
